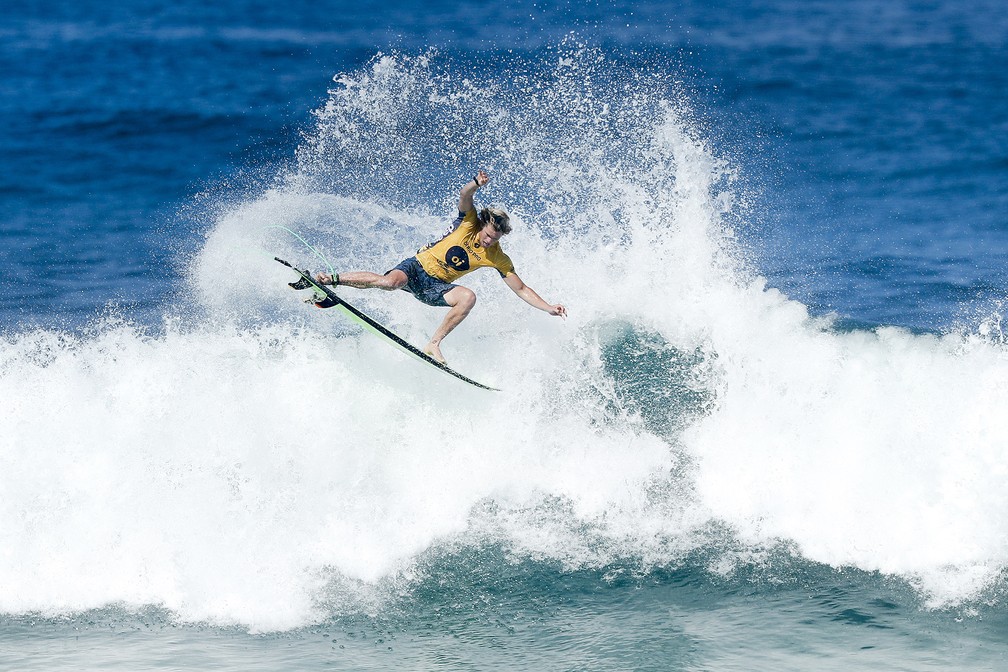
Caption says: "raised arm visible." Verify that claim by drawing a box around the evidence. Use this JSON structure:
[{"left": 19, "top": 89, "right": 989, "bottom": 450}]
[
  {"left": 458, "top": 169, "right": 489, "bottom": 213},
  {"left": 503, "top": 272, "right": 567, "bottom": 318}
]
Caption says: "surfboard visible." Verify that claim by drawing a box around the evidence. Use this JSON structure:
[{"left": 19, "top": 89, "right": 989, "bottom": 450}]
[{"left": 275, "top": 257, "right": 500, "bottom": 391}]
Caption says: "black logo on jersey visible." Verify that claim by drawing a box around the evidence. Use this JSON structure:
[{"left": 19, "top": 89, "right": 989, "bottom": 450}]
[{"left": 445, "top": 246, "right": 470, "bottom": 272}]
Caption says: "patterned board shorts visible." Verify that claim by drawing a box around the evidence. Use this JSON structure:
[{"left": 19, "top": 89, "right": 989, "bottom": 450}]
[{"left": 387, "top": 256, "right": 458, "bottom": 307}]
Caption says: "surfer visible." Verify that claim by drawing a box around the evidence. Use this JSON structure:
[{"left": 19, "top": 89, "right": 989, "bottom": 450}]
[{"left": 315, "top": 170, "right": 566, "bottom": 364}]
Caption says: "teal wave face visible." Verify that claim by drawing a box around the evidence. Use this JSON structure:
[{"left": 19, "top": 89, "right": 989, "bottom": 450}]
[{"left": 597, "top": 320, "right": 717, "bottom": 438}]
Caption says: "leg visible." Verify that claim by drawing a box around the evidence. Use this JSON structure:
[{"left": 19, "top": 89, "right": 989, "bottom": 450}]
[
  {"left": 316, "top": 270, "right": 407, "bottom": 290},
  {"left": 424, "top": 286, "right": 476, "bottom": 364}
]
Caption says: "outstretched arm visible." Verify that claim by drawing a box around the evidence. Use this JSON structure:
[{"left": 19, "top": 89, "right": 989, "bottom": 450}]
[
  {"left": 503, "top": 273, "right": 567, "bottom": 318},
  {"left": 458, "top": 169, "right": 489, "bottom": 213}
]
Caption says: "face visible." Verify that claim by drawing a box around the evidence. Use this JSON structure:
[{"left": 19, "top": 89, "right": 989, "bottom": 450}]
[{"left": 478, "top": 223, "right": 504, "bottom": 248}]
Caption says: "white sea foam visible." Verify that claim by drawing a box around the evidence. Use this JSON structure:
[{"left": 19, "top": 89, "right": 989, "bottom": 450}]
[{"left": 1, "top": 48, "right": 1006, "bottom": 629}]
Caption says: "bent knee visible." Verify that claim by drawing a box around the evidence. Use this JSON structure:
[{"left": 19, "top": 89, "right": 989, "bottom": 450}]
[{"left": 451, "top": 287, "right": 477, "bottom": 312}]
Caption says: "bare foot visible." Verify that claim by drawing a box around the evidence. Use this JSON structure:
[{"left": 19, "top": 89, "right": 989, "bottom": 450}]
[{"left": 423, "top": 343, "right": 447, "bottom": 364}]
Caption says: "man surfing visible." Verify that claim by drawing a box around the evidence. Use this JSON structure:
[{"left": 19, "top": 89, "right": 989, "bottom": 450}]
[{"left": 315, "top": 170, "right": 567, "bottom": 363}]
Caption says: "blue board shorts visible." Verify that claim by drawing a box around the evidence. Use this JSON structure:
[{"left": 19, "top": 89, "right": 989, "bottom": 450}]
[{"left": 387, "top": 256, "right": 457, "bottom": 307}]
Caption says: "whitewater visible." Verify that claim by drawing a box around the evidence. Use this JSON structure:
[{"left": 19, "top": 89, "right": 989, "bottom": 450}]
[{"left": 2, "top": 48, "right": 1006, "bottom": 638}]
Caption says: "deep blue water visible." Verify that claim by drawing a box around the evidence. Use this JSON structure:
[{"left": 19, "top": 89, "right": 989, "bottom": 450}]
[
  {"left": 2, "top": 1, "right": 1007, "bottom": 670},
  {"left": 3, "top": 0, "right": 1007, "bottom": 331}
]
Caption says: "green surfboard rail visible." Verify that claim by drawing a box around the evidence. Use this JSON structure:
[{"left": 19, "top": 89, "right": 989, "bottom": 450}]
[{"left": 276, "top": 257, "right": 500, "bottom": 391}]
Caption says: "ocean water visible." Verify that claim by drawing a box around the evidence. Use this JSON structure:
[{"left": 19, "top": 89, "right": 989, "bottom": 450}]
[{"left": 2, "top": 1, "right": 1007, "bottom": 670}]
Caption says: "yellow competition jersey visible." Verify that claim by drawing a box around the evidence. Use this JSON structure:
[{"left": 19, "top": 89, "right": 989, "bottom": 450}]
[{"left": 415, "top": 208, "right": 515, "bottom": 282}]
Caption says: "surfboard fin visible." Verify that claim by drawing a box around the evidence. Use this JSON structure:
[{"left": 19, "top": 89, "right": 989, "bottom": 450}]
[
  {"left": 311, "top": 294, "right": 339, "bottom": 309},
  {"left": 289, "top": 275, "right": 314, "bottom": 290}
]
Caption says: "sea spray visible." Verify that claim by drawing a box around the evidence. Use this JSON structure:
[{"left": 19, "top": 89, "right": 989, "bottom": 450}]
[
  {"left": 2, "top": 46, "right": 1007, "bottom": 632},
  {"left": 187, "top": 46, "right": 1008, "bottom": 609}
]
